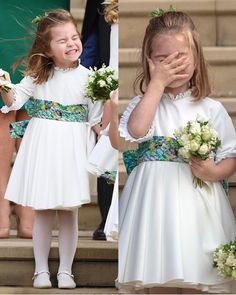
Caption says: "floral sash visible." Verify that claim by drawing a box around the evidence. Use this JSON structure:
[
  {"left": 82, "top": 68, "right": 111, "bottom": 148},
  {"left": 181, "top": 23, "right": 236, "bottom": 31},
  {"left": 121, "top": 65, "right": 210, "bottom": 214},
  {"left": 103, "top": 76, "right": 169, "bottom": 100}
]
[
  {"left": 123, "top": 135, "right": 228, "bottom": 194},
  {"left": 10, "top": 98, "right": 88, "bottom": 138},
  {"left": 123, "top": 136, "right": 182, "bottom": 175}
]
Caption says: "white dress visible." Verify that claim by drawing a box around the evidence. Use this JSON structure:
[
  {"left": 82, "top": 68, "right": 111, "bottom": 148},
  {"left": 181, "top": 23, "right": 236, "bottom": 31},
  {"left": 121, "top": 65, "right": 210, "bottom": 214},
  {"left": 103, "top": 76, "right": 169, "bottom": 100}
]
[
  {"left": 87, "top": 126, "right": 118, "bottom": 241},
  {"left": 87, "top": 22, "right": 119, "bottom": 241},
  {"left": 118, "top": 90, "right": 236, "bottom": 293},
  {"left": 2, "top": 65, "right": 103, "bottom": 210}
]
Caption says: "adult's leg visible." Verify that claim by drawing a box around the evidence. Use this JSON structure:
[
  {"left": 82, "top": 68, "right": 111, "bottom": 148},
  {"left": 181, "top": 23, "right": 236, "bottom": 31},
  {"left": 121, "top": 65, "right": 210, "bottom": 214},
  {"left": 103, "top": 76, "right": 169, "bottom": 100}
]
[
  {"left": 0, "top": 112, "right": 15, "bottom": 238},
  {"left": 15, "top": 109, "right": 34, "bottom": 238}
]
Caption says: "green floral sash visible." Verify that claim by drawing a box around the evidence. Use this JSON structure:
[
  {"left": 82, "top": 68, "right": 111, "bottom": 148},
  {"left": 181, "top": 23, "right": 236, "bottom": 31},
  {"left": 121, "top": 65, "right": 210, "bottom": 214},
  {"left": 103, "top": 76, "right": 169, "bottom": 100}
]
[
  {"left": 123, "top": 135, "right": 228, "bottom": 194},
  {"left": 123, "top": 136, "right": 182, "bottom": 175},
  {"left": 10, "top": 98, "right": 88, "bottom": 138}
]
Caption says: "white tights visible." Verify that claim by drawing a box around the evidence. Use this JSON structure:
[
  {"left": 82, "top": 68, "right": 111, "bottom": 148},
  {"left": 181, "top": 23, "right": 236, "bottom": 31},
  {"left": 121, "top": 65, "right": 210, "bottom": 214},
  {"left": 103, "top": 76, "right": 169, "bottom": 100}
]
[{"left": 33, "top": 209, "right": 78, "bottom": 274}]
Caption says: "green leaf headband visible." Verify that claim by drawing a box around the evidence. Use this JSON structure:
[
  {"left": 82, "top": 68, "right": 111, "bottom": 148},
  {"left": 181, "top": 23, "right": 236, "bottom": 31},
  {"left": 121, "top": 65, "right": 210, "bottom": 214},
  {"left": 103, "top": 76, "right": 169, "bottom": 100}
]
[
  {"left": 149, "top": 5, "right": 175, "bottom": 17},
  {"left": 32, "top": 12, "right": 49, "bottom": 25}
]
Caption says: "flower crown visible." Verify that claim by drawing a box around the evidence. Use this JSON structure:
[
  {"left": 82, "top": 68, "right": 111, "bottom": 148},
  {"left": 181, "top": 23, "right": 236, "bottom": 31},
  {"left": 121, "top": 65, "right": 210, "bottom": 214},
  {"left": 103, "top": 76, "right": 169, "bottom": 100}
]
[
  {"left": 149, "top": 5, "right": 175, "bottom": 18},
  {"left": 32, "top": 12, "right": 49, "bottom": 25}
]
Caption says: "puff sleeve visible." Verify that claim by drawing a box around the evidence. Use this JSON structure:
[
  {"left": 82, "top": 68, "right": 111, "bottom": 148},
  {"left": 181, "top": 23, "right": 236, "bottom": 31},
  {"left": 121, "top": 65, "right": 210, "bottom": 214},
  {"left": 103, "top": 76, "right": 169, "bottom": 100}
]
[
  {"left": 212, "top": 101, "right": 236, "bottom": 163},
  {"left": 1, "top": 76, "right": 35, "bottom": 113},
  {"left": 119, "top": 95, "right": 155, "bottom": 142}
]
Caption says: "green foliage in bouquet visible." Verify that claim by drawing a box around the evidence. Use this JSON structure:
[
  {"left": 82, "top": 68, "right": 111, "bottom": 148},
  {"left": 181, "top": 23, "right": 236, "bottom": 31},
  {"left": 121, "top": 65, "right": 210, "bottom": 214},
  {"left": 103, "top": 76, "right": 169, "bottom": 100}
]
[
  {"left": 213, "top": 238, "right": 236, "bottom": 278},
  {"left": 85, "top": 64, "right": 118, "bottom": 103},
  {"left": 174, "top": 119, "right": 221, "bottom": 188}
]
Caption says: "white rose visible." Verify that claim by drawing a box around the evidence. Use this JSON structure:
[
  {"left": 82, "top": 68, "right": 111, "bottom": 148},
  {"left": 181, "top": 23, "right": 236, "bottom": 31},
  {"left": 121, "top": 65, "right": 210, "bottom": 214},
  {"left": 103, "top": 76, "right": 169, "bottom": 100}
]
[
  {"left": 198, "top": 144, "right": 209, "bottom": 155},
  {"left": 179, "top": 134, "right": 190, "bottom": 146},
  {"left": 178, "top": 147, "right": 191, "bottom": 160},
  {"left": 189, "top": 122, "right": 201, "bottom": 135},
  {"left": 174, "top": 129, "right": 182, "bottom": 138},
  {"left": 190, "top": 140, "right": 200, "bottom": 152},
  {"left": 98, "top": 67, "right": 106, "bottom": 74},
  {"left": 201, "top": 129, "right": 212, "bottom": 141},
  {"left": 107, "top": 77, "right": 112, "bottom": 84},
  {"left": 226, "top": 255, "right": 236, "bottom": 267},
  {"left": 98, "top": 80, "right": 106, "bottom": 87},
  {"left": 217, "top": 249, "right": 228, "bottom": 261}
]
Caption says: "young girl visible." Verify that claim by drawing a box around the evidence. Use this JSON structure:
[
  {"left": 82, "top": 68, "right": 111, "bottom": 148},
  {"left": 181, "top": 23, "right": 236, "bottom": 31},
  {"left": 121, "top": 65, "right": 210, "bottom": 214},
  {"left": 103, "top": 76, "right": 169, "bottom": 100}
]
[
  {"left": 0, "top": 9, "right": 102, "bottom": 289},
  {"left": 118, "top": 10, "right": 236, "bottom": 294},
  {"left": 87, "top": 0, "right": 119, "bottom": 242}
]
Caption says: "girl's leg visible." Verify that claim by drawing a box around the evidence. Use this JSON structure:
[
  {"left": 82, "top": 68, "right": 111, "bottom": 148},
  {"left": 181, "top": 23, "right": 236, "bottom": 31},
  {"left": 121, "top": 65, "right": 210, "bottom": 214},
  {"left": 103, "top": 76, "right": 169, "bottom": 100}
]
[
  {"left": 15, "top": 109, "right": 34, "bottom": 238},
  {"left": 0, "top": 112, "right": 15, "bottom": 238},
  {"left": 32, "top": 209, "right": 55, "bottom": 288},
  {"left": 57, "top": 209, "right": 78, "bottom": 288}
]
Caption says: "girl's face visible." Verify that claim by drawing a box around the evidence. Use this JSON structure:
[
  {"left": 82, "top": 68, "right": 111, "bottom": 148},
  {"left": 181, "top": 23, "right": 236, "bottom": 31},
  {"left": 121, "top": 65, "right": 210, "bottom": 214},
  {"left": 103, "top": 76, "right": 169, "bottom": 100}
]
[
  {"left": 150, "top": 32, "right": 195, "bottom": 94},
  {"left": 48, "top": 22, "right": 82, "bottom": 69}
]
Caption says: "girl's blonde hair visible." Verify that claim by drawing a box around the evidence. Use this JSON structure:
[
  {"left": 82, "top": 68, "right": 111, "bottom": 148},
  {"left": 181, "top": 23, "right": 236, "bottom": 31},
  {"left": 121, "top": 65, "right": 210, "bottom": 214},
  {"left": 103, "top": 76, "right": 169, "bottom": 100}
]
[
  {"left": 103, "top": 0, "right": 118, "bottom": 24},
  {"left": 135, "top": 11, "right": 211, "bottom": 100},
  {"left": 15, "top": 9, "right": 78, "bottom": 84}
]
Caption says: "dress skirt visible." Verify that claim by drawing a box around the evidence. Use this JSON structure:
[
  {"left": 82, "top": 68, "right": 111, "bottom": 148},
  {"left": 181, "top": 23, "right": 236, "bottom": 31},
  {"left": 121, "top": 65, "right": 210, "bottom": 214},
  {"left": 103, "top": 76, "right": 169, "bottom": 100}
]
[
  {"left": 118, "top": 161, "right": 236, "bottom": 293},
  {"left": 87, "top": 130, "right": 118, "bottom": 241},
  {"left": 104, "top": 176, "right": 118, "bottom": 241},
  {"left": 4, "top": 117, "right": 95, "bottom": 210}
]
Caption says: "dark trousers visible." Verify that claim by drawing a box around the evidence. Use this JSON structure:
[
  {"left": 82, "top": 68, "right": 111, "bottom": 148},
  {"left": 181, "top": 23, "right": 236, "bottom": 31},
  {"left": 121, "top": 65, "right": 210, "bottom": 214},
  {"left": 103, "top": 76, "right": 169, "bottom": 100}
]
[{"left": 97, "top": 177, "right": 114, "bottom": 229}]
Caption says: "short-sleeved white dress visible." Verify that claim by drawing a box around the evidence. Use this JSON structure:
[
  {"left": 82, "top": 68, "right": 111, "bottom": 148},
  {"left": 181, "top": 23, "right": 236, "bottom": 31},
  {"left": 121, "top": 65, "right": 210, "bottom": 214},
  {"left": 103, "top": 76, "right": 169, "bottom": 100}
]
[
  {"left": 1, "top": 64, "right": 103, "bottom": 210},
  {"left": 118, "top": 90, "right": 236, "bottom": 293}
]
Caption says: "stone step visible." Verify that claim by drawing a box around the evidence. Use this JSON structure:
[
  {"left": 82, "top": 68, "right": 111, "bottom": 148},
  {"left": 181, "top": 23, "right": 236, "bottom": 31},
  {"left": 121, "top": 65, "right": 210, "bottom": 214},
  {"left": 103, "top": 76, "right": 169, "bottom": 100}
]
[
  {"left": 9, "top": 202, "right": 101, "bottom": 231},
  {"left": 0, "top": 287, "right": 118, "bottom": 294},
  {"left": 0, "top": 231, "right": 118, "bottom": 288},
  {"left": 119, "top": 47, "right": 236, "bottom": 100},
  {"left": 119, "top": 0, "right": 236, "bottom": 47}
]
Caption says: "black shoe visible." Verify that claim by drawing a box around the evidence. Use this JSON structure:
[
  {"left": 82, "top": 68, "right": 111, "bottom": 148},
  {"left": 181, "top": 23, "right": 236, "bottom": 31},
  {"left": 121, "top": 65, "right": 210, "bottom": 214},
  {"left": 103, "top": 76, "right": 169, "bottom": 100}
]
[{"left": 92, "top": 228, "right": 106, "bottom": 240}]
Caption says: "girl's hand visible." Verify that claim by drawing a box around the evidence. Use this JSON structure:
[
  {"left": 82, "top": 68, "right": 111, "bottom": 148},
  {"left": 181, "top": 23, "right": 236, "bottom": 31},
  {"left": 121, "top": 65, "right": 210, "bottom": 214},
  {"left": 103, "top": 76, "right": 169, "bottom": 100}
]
[
  {"left": 0, "top": 70, "right": 11, "bottom": 94},
  {"left": 0, "top": 69, "right": 11, "bottom": 82},
  {"left": 101, "top": 89, "right": 119, "bottom": 130},
  {"left": 190, "top": 157, "right": 218, "bottom": 182},
  {"left": 92, "top": 123, "right": 102, "bottom": 136},
  {"left": 147, "top": 52, "right": 190, "bottom": 89},
  {"left": 110, "top": 88, "right": 118, "bottom": 111}
]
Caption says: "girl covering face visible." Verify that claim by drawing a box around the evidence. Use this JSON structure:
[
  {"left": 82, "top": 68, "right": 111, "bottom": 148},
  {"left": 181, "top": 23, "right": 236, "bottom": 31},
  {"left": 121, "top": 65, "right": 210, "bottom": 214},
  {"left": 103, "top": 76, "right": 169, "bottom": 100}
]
[
  {"left": 0, "top": 9, "right": 103, "bottom": 289},
  {"left": 118, "top": 10, "right": 236, "bottom": 294}
]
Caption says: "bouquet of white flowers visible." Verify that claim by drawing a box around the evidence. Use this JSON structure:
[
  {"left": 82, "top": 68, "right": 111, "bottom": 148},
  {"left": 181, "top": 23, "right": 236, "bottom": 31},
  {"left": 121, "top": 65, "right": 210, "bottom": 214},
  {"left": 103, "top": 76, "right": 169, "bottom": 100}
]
[
  {"left": 213, "top": 238, "right": 236, "bottom": 279},
  {"left": 85, "top": 64, "right": 118, "bottom": 103},
  {"left": 174, "top": 119, "right": 221, "bottom": 187},
  {"left": 0, "top": 69, "right": 13, "bottom": 93}
]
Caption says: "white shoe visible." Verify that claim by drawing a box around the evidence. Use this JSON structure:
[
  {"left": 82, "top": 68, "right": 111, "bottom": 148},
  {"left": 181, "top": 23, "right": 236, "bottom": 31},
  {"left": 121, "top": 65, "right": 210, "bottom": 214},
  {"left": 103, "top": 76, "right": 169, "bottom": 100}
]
[
  {"left": 33, "top": 271, "right": 52, "bottom": 288},
  {"left": 57, "top": 271, "right": 76, "bottom": 289}
]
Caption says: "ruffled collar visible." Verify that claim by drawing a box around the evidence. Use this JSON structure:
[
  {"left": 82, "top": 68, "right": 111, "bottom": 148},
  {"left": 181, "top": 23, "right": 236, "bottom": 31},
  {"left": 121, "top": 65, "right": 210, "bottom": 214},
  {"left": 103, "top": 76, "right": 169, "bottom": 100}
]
[
  {"left": 162, "top": 89, "right": 192, "bottom": 101},
  {"left": 54, "top": 59, "right": 80, "bottom": 72}
]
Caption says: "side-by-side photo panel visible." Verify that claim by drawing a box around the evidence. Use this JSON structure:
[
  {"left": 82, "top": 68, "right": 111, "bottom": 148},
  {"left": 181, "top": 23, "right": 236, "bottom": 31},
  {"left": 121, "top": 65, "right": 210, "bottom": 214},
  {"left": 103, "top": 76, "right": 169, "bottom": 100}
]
[
  {"left": 118, "top": 0, "right": 236, "bottom": 294},
  {"left": 0, "top": 0, "right": 118, "bottom": 293}
]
